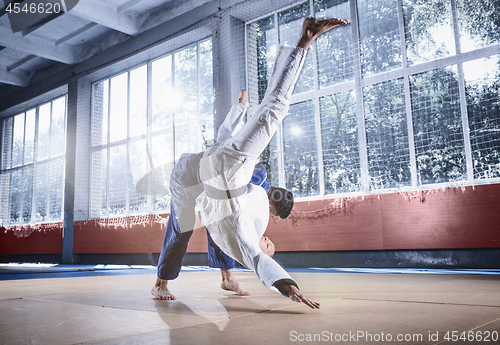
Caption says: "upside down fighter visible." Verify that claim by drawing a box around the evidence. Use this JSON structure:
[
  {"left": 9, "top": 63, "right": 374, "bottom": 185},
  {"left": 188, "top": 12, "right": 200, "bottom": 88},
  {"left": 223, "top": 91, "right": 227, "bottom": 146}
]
[
  {"left": 195, "top": 17, "right": 350, "bottom": 309},
  {"left": 152, "top": 91, "right": 295, "bottom": 300}
]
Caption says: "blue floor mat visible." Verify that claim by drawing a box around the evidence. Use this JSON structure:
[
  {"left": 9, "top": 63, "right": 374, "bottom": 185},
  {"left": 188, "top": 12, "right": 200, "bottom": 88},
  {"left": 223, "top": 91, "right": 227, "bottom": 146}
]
[{"left": 1, "top": 263, "right": 499, "bottom": 281}]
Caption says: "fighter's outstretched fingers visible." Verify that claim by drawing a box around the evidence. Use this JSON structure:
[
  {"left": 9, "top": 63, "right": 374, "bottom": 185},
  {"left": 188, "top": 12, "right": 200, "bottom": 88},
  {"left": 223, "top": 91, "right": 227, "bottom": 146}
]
[
  {"left": 301, "top": 296, "right": 321, "bottom": 309},
  {"left": 289, "top": 285, "right": 320, "bottom": 309}
]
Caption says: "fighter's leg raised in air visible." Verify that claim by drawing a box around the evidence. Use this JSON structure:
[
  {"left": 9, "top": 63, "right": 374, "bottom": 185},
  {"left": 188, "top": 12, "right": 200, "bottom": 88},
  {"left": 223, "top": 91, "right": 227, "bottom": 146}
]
[
  {"left": 204, "top": 89, "right": 257, "bottom": 297},
  {"left": 275, "top": 17, "right": 349, "bottom": 309},
  {"left": 226, "top": 18, "right": 349, "bottom": 161}
]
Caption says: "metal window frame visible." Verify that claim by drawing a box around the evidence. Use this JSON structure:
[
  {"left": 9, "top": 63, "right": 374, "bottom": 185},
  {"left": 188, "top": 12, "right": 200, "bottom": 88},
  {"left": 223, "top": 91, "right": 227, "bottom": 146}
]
[
  {"left": 0, "top": 95, "right": 68, "bottom": 226},
  {"left": 451, "top": 0, "right": 474, "bottom": 182},
  {"left": 89, "top": 38, "right": 214, "bottom": 219},
  {"left": 245, "top": 0, "right": 500, "bottom": 200}
]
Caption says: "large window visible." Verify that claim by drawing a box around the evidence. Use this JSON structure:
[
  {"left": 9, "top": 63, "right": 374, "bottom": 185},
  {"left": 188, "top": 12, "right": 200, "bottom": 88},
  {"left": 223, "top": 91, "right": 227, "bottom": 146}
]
[
  {"left": 90, "top": 39, "right": 213, "bottom": 218},
  {"left": 247, "top": 0, "right": 500, "bottom": 197},
  {"left": 0, "top": 96, "right": 67, "bottom": 226}
]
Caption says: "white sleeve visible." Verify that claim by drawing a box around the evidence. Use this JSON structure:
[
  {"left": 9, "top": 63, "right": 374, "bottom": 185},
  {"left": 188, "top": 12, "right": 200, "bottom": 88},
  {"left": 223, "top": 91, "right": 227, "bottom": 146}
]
[
  {"left": 216, "top": 102, "right": 249, "bottom": 143},
  {"left": 251, "top": 252, "right": 299, "bottom": 296}
]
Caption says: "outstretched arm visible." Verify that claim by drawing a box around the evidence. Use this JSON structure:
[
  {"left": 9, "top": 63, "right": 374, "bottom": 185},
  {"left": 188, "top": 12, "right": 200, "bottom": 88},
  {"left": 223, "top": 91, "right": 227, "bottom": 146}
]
[
  {"left": 274, "top": 279, "right": 320, "bottom": 309},
  {"left": 216, "top": 90, "right": 250, "bottom": 143}
]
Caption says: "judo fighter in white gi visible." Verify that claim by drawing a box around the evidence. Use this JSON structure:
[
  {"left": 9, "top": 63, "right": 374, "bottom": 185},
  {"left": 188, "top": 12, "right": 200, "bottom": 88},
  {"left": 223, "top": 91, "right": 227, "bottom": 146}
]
[
  {"left": 151, "top": 94, "right": 289, "bottom": 300},
  {"left": 153, "top": 17, "right": 349, "bottom": 309}
]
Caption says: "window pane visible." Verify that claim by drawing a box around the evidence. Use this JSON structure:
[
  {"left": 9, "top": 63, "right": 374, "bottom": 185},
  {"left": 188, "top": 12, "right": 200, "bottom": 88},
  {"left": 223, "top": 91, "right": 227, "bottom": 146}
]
[
  {"left": 92, "top": 80, "right": 109, "bottom": 146},
  {"left": 410, "top": 66, "right": 466, "bottom": 185},
  {"left": 2, "top": 117, "right": 14, "bottom": 170},
  {"left": 249, "top": 15, "right": 276, "bottom": 103},
  {"left": 364, "top": 78, "right": 411, "bottom": 190},
  {"left": 0, "top": 173, "right": 11, "bottom": 225},
  {"left": 464, "top": 55, "right": 500, "bottom": 179},
  {"left": 38, "top": 103, "right": 51, "bottom": 161},
  {"left": 48, "top": 158, "right": 64, "bottom": 221},
  {"left": 151, "top": 132, "right": 173, "bottom": 168},
  {"left": 22, "top": 167, "right": 33, "bottom": 223},
  {"left": 88, "top": 38, "right": 212, "bottom": 218},
  {"left": 130, "top": 65, "right": 148, "bottom": 138},
  {"left": 283, "top": 100, "right": 319, "bottom": 197},
  {"left": 108, "top": 145, "right": 127, "bottom": 216},
  {"left": 1, "top": 97, "right": 66, "bottom": 226},
  {"left": 278, "top": 2, "right": 313, "bottom": 94},
  {"left": 358, "top": 0, "right": 402, "bottom": 76},
  {"left": 175, "top": 45, "right": 199, "bottom": 159},
  {"left": 199, "top": 39, "right": 214, "bottom": 150},
  {"left": 151, "top": 133, "right": 172, "bottom": 213},
  {"left": 51, "top": 97, "right": 66, "bottom": 157},
  {"left": 109, "top": 73, "right": 128, "bottom": 143},
  {"left": 129, "top": 139, "right": 148, "bottom": 214},
  {"left": 320, "top": 91, "right": 361, "bottom": 194},
  {"left": 457, "top": 0, "right": 500, "bottom": 53},
  {"left": 152, "top": 55, "right": 173, "bottom": 131},
  {"left": 261, "top": 134, "right": 279, "bottom": 188},
  {"left": 91, "top": 150, "right": 107, "bottom": 218},
  {"left": 34, "top": 162, "right": 48, "bottom": 222},
  {"left": 314, "top": 0, "right": 353, "bottom": 88},
  {"left": 24, "top": 109, "right": 35, "bottom": 164},
  {"left": 12, "top": 113, "right": 25, "bottom": 167},
  {"left": 9, "top": 167, "right": 33, "bottom": 224},
  {"left": 403, "top": 0, "right": 456, "bottom": 66},
  {"left": 9, "top": 169, "right": 23, "bottom": 224}
]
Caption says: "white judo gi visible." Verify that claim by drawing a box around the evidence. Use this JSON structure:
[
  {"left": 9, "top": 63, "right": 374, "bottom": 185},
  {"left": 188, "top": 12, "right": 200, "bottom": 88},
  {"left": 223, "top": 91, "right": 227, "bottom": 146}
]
[{"left": 196, "top": 46, "right": 307, "bottom": 295}]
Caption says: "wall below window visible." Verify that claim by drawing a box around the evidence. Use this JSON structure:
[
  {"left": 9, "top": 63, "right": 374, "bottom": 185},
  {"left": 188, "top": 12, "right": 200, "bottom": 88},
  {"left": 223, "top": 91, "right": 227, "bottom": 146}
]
[
  {"left": 1, "top": 183, "right": 499, "bottom": 267},
  {"left": 73, "top": 215, "right": 168, "bottom": 254},
  {"left": 186, "top": 183, "right": 500, "bottom": 253},
  {"left": 265, "top": 183, "right": 500, "bottom": 252},
  {"left": 0, "top": 223, "right": 63, "bottom": 255}
]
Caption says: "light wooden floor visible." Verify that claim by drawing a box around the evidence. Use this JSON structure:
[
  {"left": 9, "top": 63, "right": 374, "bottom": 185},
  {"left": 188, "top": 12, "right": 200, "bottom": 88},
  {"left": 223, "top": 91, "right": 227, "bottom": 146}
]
[{"left": 1, "top": 265, "right": 499, "bottom": 344}]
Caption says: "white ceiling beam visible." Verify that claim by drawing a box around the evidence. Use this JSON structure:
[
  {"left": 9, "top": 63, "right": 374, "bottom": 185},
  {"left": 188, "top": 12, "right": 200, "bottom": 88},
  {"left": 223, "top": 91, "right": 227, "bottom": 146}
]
[
  {"left": 139, "top": 0, "right": 212, "bottom": 32},
  {"left": 0, "top": 66, "right": 31, "bottom": 87},
  {"left": 117, "top": 0, "right": 144, "bottom": 14},
  {"left": 55, "top": 22, "right": 97, "bottom": 46},
  {"left": 68, "top": 0, "right": 139, "bottom": 35},
  {"left": 21, "top": 11, "right": 64, "bottom": 37},
  {"left": 7, "top": 55, "right": 37, "bottom": 72},
  {"left": 0, "top": 25, "right": 77, "bottom": 64}
]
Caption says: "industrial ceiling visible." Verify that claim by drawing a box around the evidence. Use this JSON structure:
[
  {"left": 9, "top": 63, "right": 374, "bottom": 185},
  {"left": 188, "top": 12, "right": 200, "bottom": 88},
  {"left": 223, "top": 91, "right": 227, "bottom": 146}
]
[{"left": 0, "top": 0, "right": 213, "bottom": 98}]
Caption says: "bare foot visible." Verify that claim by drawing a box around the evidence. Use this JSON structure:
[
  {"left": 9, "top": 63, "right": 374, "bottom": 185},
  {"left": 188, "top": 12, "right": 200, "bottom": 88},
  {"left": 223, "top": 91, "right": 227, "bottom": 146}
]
[
  {"left": 238, "top": 89, "right": 250, "bottom": 109},
  {"left": 238, "top": 90, "right": 248, "bottom": 103},
  {"left": 220, "top": 269, "right": 250, "bottom": 296},
  {"left": 221, "top": 279, "right": 251, "bottom": 296},
  {"left": 298, "top": 17, "right": 350, "bottom": 50},
  {"left": 151, "top": 278, "right": 176, "bottom": 300}
]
